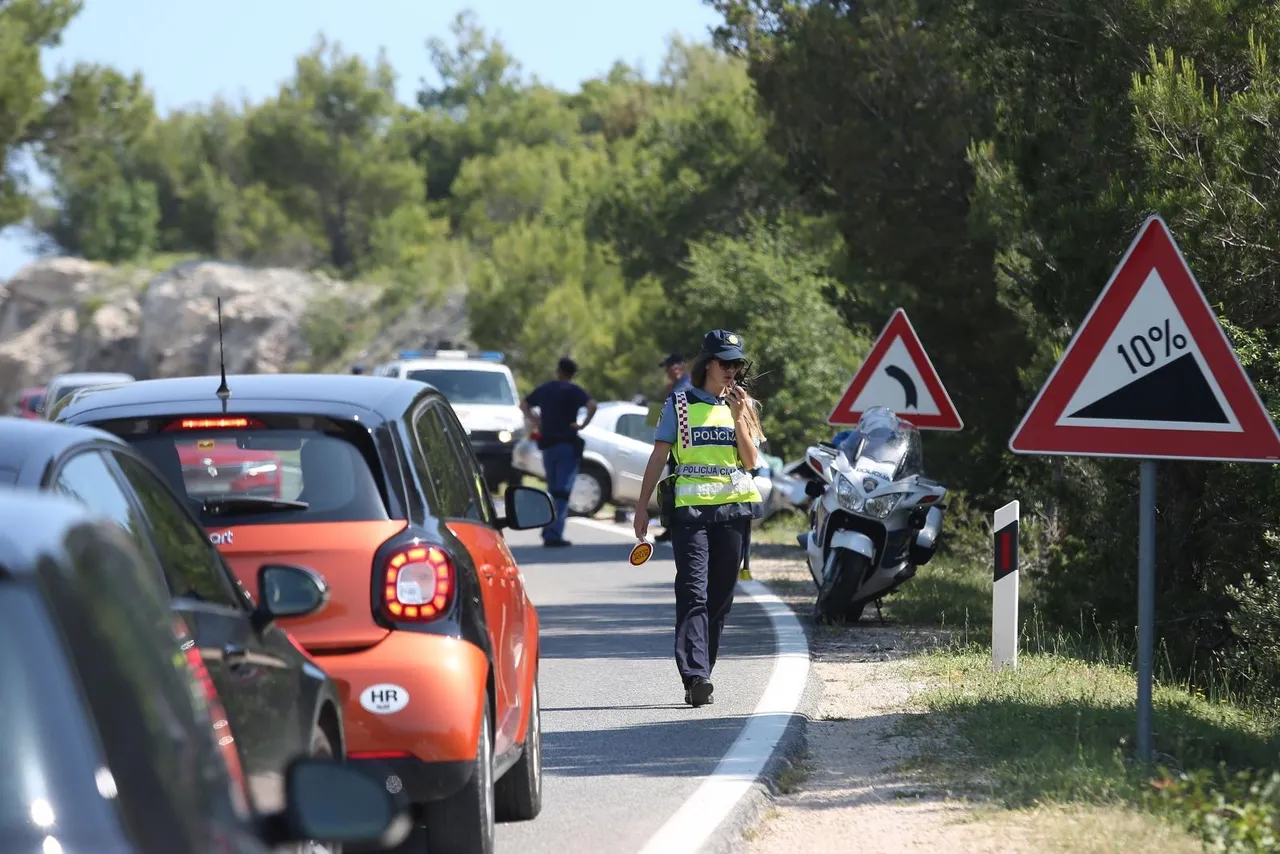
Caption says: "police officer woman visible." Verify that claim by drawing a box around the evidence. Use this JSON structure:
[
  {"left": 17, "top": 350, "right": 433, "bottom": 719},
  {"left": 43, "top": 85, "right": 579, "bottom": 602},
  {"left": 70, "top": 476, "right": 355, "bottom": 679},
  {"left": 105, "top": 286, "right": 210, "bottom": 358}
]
[{"left": 634, "top": 329, "right": 764, "bottom": 707}]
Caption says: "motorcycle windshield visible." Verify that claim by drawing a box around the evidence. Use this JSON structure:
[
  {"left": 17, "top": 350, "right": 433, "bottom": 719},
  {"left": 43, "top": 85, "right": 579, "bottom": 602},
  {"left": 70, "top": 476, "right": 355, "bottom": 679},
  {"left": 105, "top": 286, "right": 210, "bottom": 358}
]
[{"left": 838, "top": 408, "right": 924, "bottom": 477}]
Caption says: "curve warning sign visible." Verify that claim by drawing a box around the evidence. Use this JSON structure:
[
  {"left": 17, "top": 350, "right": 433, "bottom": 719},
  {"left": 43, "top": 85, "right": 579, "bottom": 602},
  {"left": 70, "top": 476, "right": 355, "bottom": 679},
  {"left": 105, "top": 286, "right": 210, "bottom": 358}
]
[{"left": 827, "top": 308, "right": 963, "bottom": 430}]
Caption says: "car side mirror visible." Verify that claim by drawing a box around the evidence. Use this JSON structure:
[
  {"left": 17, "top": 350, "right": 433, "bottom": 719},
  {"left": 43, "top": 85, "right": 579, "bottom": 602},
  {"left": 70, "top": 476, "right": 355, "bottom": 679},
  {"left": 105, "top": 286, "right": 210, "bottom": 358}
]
[
  {"left": 251, "top": 564, "right": 329, "bottom": 633},
  {"left": 257, "top": 757, "right": 412, "bottom": 849},
  {"left": 499, "top": 485, "right": 556, "bottom": 530}
]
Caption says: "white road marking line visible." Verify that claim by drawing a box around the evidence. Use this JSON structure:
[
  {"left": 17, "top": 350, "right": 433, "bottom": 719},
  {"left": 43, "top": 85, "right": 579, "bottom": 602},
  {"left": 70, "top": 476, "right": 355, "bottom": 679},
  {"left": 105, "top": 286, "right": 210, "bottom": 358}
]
[{"left": 567, "top": 516, "right": 812, "bottom": 854}]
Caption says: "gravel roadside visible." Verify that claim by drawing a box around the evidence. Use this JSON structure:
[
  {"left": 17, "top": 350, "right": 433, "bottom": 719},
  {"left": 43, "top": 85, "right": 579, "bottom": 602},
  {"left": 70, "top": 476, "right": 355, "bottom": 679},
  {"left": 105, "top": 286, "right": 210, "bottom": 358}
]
[{"left": 738, "top": 545, "right": 1201, "bottom": 854}]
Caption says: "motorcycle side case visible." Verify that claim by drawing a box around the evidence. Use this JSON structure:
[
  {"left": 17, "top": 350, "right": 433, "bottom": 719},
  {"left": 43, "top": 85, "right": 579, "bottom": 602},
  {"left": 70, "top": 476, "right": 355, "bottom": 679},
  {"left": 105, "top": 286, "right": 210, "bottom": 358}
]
[{"left": 909, "top": 506, "right": 945, "bottom": 565}]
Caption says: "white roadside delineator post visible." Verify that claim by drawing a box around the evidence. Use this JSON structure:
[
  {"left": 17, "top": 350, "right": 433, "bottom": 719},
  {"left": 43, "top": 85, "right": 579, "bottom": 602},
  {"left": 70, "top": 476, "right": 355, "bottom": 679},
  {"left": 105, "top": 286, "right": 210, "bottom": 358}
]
[{"left": 992, "top": 500, "right": 1020, "bottom": 672}]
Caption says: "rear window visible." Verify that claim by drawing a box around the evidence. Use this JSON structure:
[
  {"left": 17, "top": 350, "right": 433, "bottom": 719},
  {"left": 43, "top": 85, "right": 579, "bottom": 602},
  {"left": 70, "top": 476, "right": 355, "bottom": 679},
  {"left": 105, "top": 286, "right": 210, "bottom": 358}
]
[
  {"left": 0, "top": 584, "right": 124, "bottom": 848},
  {"left": 127, "top": 429, "right": 391, "bottom": 526},
  {"left": 407, "top": 368, "right": 516, "bottom": 406}
]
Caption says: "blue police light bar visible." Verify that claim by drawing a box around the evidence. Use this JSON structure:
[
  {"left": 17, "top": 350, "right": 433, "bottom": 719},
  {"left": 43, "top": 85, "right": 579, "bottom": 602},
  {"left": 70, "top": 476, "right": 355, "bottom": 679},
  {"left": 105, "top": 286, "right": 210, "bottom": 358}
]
[{"left": 397, "top": 349, "right": 505, "bottom": 363}]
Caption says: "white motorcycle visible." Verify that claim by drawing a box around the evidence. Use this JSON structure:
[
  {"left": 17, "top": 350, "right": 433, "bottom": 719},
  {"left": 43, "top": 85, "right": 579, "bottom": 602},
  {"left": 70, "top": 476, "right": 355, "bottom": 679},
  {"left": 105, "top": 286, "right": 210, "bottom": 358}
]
[{"left": 796, "top": 407, "right": 948, "bottom": 623}]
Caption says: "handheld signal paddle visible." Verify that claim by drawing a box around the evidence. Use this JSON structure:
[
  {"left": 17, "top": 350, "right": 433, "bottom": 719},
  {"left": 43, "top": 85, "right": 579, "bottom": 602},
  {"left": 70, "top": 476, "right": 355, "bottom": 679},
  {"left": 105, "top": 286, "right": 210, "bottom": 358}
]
[{"left": 629, "top": 540, "right": 653, "bottom": 566}]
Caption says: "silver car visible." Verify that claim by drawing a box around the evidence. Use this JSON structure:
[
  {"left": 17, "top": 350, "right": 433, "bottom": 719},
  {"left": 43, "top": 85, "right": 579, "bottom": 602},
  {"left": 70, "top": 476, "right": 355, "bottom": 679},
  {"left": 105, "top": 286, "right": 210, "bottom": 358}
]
[
  {"left": 43, "top": 372, "right": 136, "bottom": 420},
  {"left": 512, "top": 400, "right": 780, "bottom": 519}
]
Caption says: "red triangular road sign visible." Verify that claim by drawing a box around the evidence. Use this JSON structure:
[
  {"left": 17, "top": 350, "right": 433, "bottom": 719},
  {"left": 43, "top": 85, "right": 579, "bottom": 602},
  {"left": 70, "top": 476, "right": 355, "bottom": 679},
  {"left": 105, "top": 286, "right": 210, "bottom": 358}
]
[
  {"left": 827, "top": 308, "right": 963, "bottom": 430},
  {"left": 1009, "top": 215, "right": 1280, "bottom": 462}
]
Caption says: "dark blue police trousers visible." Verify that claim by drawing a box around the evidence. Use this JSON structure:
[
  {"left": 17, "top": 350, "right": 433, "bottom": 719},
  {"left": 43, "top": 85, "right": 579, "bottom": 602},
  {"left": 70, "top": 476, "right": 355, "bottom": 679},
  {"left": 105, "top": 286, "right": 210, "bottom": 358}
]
[{"left": 672, "top": 518, "right": 750, "bottom": 686}]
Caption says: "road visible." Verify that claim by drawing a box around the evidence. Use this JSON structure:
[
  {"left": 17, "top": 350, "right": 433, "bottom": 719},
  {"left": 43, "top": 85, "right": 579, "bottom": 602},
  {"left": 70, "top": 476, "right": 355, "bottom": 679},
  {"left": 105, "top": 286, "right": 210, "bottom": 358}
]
[{"left": 491, "top": 516, "right": 782, "bottom": 854}]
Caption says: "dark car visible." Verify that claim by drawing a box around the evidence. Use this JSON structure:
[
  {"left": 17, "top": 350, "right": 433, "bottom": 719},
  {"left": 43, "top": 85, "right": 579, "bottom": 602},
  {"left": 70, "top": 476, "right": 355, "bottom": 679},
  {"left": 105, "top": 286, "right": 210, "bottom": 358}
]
[
  {"left": 0, "top": 487, "right": 410, "bottom": 854},
  {"left": 56, "top": 374, "right": 556, "bottom": 854},
  {"left": 0, "top": 416, "right": 347, "bottom": 822}
]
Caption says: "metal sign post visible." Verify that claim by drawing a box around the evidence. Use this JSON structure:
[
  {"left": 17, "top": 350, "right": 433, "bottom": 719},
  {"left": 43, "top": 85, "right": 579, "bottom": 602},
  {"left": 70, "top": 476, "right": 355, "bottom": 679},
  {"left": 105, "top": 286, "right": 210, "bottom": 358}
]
[
  {"left": 1008, "top": 216, "right": 1280, "bottom": 763},
  {"left": 1136, "top": 461, "right": 1157, "bottom": 761}
]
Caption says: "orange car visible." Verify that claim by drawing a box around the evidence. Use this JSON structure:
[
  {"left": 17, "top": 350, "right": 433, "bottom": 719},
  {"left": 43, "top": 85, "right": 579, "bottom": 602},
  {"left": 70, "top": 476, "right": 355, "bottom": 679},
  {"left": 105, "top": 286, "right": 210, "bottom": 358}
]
[{"left": 56, "top": 373, "right": 556, "bottom": 854}]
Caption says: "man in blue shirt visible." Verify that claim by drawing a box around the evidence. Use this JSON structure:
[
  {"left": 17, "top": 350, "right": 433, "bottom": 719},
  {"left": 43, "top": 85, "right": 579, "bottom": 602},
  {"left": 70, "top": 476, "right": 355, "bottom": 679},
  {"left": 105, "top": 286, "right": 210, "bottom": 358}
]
[
  {"left": 660, "top": 353, "right": 693, "bottom": 398},
  {"left": 521, "top": 356, "right": 597, "bottom": 547}
]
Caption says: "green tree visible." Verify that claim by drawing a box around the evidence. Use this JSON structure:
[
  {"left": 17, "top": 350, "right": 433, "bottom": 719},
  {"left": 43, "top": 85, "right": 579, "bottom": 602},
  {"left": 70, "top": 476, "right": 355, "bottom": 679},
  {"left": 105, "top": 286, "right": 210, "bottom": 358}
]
[
  {"left": 589, "top": 39, "right": 793, "bottom": 286},
  {"left": 676, "top": 217, "right": 865, "bottom": 458},
  {"left": 0, "top": 0, "right": 81, "bottom": 229},
  {"left": 244, "top": 37, "right": 424, "bottom": 273},
  {"left": 32, "top": 62, "right": 160, "bottom": 260},
  {"left": 710, "top": 0, "right": 1035, "bottom": 493}
]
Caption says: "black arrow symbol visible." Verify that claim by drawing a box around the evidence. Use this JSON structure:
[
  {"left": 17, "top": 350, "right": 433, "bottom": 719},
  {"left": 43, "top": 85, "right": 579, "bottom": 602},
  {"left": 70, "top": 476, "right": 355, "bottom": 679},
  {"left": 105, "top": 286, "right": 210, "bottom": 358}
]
[{"left": 883, "top": 365, "right": 918, "bottom": 409}]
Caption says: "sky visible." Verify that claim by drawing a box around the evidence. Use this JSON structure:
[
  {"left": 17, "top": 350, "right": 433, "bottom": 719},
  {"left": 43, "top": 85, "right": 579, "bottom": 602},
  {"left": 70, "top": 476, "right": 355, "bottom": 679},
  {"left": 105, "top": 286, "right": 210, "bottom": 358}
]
[{"left": 0, "top": 0, "right": 725, "bottom": 279}]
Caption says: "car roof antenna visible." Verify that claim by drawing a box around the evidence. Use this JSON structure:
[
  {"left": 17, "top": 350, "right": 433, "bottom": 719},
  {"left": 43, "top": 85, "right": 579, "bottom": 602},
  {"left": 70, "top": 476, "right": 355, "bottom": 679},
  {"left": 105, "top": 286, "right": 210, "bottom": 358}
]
[{"left": 214, "top": 297, "right": 231, "bottom": 412}]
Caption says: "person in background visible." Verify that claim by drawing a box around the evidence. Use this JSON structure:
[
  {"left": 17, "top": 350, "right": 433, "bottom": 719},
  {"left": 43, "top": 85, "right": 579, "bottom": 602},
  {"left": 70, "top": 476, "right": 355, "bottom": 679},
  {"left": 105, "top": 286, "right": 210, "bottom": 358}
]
[
  {"left": 660, "top": 353, "right": 693, "bottom": 398},
  {"left": 653, "top": 354, "right": 692, "bottom": 543},
  {"left": 633, "top": 329, "right": 765, "bottom": 707},
  {"left": 520, "top": 356, "right": 597, "bottom": 547}
]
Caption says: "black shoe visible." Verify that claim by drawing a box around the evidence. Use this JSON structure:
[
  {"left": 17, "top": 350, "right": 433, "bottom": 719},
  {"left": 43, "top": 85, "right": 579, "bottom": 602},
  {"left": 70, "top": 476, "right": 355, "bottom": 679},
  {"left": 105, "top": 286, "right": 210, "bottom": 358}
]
[
  {"left": 684, "top": 677, "right": 714, "bottom": 707},
  {"left": 654, "top": 529, "right": 672, "bottom": 543},
  {"left": 542, "top": 538, "right": 572, "bottom": 547}
]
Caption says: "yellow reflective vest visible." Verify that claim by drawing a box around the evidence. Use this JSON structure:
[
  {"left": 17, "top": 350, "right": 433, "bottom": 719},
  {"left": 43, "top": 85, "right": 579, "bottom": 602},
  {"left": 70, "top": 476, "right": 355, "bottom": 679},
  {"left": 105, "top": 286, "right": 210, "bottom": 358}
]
[{"left": 670, "top": 391, "right": 762, "bottom": 508}]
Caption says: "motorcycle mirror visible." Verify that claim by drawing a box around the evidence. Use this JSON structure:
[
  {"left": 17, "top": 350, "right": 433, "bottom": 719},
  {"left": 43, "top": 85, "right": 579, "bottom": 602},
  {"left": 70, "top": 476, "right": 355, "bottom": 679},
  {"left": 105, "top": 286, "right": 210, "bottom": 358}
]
[{"left": 804, "top": 479, "right": 827, "bottom": 498}]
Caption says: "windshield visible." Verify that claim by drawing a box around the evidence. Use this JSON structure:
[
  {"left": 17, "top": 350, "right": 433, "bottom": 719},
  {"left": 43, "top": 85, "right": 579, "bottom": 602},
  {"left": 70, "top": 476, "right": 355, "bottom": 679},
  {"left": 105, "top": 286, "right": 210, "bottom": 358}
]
[
  {"left": 127, "top": 429, "right": 391, "bottom": 526},
  {"left": 837, "top": 407, "right": 925, "bottom": 474},
  {"left": 0, "top": 584, "right": 124, "bottom": 848},
  {"left": 52, "top": 383, "right": 95, "bottom": 405},
  {"left": 407, "top": 368, "right": 516, "bottom": 406}
]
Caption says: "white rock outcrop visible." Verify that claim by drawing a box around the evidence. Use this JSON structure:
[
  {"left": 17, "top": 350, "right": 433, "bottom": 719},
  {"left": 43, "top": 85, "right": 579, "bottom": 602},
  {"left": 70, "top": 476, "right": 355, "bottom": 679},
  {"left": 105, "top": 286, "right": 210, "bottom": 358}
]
[{"left": 0, "top": 256, "right": 468, "bottom": 411}]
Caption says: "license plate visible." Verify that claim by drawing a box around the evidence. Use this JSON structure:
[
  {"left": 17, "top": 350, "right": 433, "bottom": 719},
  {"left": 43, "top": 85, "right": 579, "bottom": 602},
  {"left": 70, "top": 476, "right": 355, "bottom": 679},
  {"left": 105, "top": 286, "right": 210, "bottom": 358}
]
[{"left": 191, "top": 482, "right": 233, "bottom": 495}]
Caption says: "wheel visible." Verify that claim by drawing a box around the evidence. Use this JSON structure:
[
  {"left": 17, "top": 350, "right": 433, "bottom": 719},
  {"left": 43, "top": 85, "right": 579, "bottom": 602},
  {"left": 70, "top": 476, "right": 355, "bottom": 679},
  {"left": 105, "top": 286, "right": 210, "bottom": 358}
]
[
  {"left": 813, "top": 551, "right": 867, "bottom": 624},
  {"left": 567, "top": 466, "right": 607, "bottom": 517},
  {"left": 495, "top": 674, "right": 543, "bottom": 821},
  {"left": 423, "top": 698, "right": 495, "bottom": 854},
  {"left": 296, "top": 723, "right": 342, "bottom": 854}
]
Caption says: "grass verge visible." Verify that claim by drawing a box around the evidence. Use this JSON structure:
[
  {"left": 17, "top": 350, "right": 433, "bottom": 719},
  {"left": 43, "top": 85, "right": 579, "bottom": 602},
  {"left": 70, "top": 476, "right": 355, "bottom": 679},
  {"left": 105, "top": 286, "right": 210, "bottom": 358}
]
[{"left": 901, "top": 647, "right": 1280, "bottom": 850}]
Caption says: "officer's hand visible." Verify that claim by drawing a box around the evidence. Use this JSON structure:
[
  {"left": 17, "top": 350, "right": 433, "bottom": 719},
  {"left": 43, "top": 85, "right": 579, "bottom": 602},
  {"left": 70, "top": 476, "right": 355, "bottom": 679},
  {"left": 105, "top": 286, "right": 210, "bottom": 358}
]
[
  {"left": 725, "top": 384, "right": 747, "bottom": 418},
  {"left": 634, "top": 507, "right": 649, "bottom": 540}
]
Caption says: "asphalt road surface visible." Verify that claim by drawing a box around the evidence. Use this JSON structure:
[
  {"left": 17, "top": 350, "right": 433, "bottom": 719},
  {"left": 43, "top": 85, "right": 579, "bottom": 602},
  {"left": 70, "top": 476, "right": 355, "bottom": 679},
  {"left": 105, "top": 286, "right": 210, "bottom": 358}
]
[{"left": 492, "top": 516, "right": 780, "bottom": 854}]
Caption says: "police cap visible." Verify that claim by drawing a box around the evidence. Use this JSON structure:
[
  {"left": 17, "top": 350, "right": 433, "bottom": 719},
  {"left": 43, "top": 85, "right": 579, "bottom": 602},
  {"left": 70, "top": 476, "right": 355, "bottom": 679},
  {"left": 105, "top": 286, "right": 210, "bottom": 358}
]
[{"left": 701, "top": 329, "right": 746, "bottom": 361}]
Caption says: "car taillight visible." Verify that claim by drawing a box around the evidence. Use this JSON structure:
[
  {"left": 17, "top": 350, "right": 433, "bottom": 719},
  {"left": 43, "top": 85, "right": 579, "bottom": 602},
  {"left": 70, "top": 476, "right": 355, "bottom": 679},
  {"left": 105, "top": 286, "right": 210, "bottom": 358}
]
[
  {"left": 162, "top": 416, "right": 267, "bottom": 431},
  {"left": 382, "top": 545, "right": 454, "bottom": 621}
]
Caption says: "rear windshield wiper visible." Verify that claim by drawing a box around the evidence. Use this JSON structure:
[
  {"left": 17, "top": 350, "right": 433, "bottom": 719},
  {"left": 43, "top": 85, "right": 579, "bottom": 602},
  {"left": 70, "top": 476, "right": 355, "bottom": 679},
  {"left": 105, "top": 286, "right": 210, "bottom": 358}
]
[{"left": 201, "top": 497, "right": 310, "bottom": 516}]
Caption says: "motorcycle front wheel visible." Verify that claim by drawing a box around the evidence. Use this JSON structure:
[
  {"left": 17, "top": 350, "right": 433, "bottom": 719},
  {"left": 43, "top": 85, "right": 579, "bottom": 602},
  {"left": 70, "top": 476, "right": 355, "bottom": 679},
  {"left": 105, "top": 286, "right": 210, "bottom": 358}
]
[{"left": 813, "top": 550, "right": 869, "bottom": 624}]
